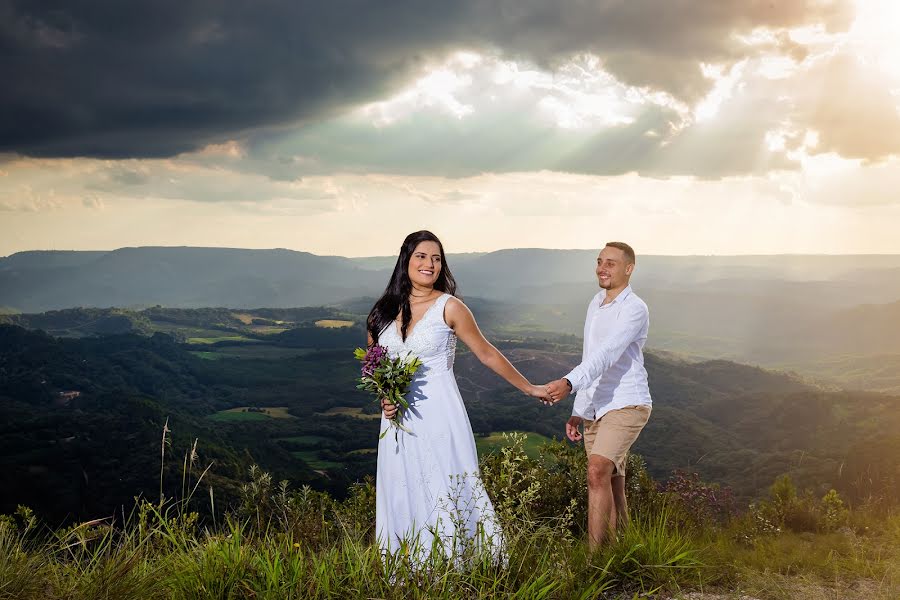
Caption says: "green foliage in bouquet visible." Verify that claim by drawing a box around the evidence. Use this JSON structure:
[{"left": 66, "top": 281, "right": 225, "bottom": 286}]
[{"left": 354, "top": 345, "right": 423, "bottom": 440}]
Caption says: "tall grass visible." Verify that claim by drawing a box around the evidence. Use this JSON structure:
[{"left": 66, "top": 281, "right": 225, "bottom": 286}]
[
  {"left": 1, "top": 429, "right": 896, "bottom": 598},
  {"left": 0, "top": 517, "right": 702, "bottom": 599}
]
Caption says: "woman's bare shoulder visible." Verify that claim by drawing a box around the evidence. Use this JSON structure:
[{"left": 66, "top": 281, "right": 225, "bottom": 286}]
[{"left": 443, "top": 295, "right": 472, "bottom": 327}]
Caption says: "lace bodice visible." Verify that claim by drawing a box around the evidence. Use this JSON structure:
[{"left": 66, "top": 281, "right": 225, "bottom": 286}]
[{"left": 378, "top": 293, "right": 457, "bottom": 375}]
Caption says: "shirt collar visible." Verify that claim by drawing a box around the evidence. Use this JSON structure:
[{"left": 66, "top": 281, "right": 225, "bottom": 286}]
[{"left": 598, "top": 285, "right": 633, "bottom": 307}]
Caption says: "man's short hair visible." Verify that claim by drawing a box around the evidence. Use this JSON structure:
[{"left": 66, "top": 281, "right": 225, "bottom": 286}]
[{"left": 605, "top": 241, "right": 636, "bottom": 264}]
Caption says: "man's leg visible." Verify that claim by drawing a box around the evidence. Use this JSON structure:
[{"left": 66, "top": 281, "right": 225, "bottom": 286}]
[
  {"left": 585, "top": 406, "right": 651, "bottom": 546},
  {"left": 612, "top": 474, "right": 628, "bottom": 530},
  {"left": 587, "top": 454, "right": 617, "bottom": 550}
]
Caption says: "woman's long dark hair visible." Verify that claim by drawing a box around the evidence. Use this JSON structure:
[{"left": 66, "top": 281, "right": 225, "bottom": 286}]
[{"left": 368, "top": 230, "right": 457, "bottom": 345}]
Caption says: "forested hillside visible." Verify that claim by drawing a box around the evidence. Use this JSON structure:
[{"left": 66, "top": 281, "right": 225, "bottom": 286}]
[{"left": 3, "top": 321, "right": 898, "bottom": 523}]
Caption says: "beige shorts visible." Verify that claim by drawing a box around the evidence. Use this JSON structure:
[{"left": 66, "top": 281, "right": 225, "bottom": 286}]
[{"left": 583, "top": 405, "right": 651, "bottom": 477}]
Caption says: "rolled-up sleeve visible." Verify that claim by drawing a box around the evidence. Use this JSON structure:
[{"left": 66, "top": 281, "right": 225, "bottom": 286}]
[{"left": 564, "top": 301, "right": 648, "bottom": 392}]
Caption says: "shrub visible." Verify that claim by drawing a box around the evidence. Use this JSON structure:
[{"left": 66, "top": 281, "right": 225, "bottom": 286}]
[
  {"left": 731, "top": 476, "right": 853, "bottom": 545},
  {"left": 624, "top": 454, "right": 665, "bottom": 519},
  {"left": 479, "top": 433, "right": 584, "bottom": 531},
  {"left": 658, "top": 469, "right": 736, "bottom": 531},
  {"left": 759, "top": 474, "right": 820, "bottom": 533},
  {"left": 731, "top": 502, "right": 782, "bottom": 546}
]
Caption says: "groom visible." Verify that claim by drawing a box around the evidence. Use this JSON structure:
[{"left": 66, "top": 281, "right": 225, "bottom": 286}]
[{"left": 544, "top": 241, "right": 651, "bottom": 549}]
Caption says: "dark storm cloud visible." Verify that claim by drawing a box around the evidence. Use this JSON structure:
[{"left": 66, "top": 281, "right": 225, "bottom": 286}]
[
  {"left": 1, "top": 0, "right": 455, "bottom": 158},
  {"left": 1, "top": 0, "right": 853, "bottom": 158},
  {"left": 465, "top": 0, "right": 849, "bottom": 100}
]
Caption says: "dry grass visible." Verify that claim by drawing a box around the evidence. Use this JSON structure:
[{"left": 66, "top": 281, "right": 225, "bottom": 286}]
[
  {"left": 314, "top": 319, "right": 355, "bottom": 329},
  {"left": 313, "top": 406, "right": 380, "bottom": 420}
]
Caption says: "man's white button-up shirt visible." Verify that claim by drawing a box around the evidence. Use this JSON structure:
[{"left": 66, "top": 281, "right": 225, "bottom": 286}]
[{"left": 564, "top": 285, "right": 652, "bottom": 421}]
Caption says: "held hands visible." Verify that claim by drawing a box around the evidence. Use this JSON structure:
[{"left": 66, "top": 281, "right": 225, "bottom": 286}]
[
  {"left": 542, "top": 378, "right": 572, "bottom": 405},
  {"left": 384, "top": 382, "right": 557, "bottom": 416},
  {"left": 527, "top": 384, "right": 553, "bottom": 405},
  {"left": 528, "top": 378, "right": 572, "bottom": 406}
]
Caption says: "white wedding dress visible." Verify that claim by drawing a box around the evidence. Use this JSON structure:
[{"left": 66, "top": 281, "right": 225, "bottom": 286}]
[{"left": 375, "top": 293, "right": 502, "bottom": 563}]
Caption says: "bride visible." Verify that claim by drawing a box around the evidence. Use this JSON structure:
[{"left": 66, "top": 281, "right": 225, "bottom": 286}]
[{"left": 367, "top": 230, "right": 548, "bottom": 563}]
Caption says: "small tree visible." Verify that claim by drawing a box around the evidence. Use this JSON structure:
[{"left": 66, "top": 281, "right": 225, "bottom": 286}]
[{"left": 820, "top": 489, "right": 849, "bottom": 532}]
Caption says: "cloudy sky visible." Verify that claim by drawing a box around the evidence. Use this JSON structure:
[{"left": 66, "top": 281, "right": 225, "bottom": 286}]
[{"left": 2, "top": 0, "right": 899, "bottom": 256}]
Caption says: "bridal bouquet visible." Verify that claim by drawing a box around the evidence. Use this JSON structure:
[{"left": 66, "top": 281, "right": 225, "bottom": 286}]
[{"left": 354, "top": 344, "right": 423, "bottom": 440}]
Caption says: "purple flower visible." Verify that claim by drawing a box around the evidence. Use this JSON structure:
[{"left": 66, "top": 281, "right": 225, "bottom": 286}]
[{"left": 361, "top": 344, "right": 387, "bottom": 377}]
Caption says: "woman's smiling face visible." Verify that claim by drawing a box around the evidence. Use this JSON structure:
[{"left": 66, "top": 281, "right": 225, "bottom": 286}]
[{"left": 407, "top": 241, "right": 442, "bottom": 288}]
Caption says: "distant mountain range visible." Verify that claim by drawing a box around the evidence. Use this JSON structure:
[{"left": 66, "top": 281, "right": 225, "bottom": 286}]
[
  {"left": 3, "top": 247, "right": 900, "bottom": 392},
  {"left": 0, "top": 247, "right": 385, "bottom": 311},
  {"left": 4, "top": 247, "right": 900, "bottom": 313}
]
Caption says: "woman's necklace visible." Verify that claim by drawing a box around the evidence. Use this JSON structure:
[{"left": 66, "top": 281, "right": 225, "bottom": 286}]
[{"left": 409, "top": 290, "right": 438, "bottom": 304}]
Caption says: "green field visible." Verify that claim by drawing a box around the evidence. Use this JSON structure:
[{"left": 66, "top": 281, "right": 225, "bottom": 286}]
[
  {"left": 248, "top": 326, "right": 290, "bottom": 334},
  {"left": 475, "top": 431, "right": 554, "bottom": 459},
  {"left": 291, "top": 450, "right": 343, "bottom": 470},
  {"left": 187, "top": 335, "right": 259, "bottom": 344},
  {"left": 194, "top": 345, "right": 317, "bottom": 359},
  {"left": 150, "top": 324, "right": 243, "bottom": 340},
  {"left": 279, "top": 435, "right": 329, "bottom": 446},
  {"left": 209, "top": 406, "right": 295, "bottom": 421},
  {"left": 208, "top": 410, "right": 270, "bottom": 422}
]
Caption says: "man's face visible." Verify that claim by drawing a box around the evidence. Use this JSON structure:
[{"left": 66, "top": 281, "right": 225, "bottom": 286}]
[{"left": 596, "top": 246, "right": 633, "bottom": 290}]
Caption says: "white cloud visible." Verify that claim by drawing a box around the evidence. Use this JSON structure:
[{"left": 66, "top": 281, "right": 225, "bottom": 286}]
[
  {"left": 240, "top": 29, "right": 898, "bottom": 179},
  {"left": 0, "top": 155, "right": 342, "bottom": 217},
  {"left": 694, "top": 61, "right": 748, "bottom": 121},
  {"left": 192, "top": 140, "right": 246, "bottom": 159},
  {"left": 355, "top": 52, "right": 486, "bottom": 127},
  {"left": 0, "top": 185, "right": 67, "bottom": 212}
]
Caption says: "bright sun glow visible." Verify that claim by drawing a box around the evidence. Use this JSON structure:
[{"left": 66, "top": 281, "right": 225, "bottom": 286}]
[{"left": 852, "top": 0, "right": 900, "bottom": 78}]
